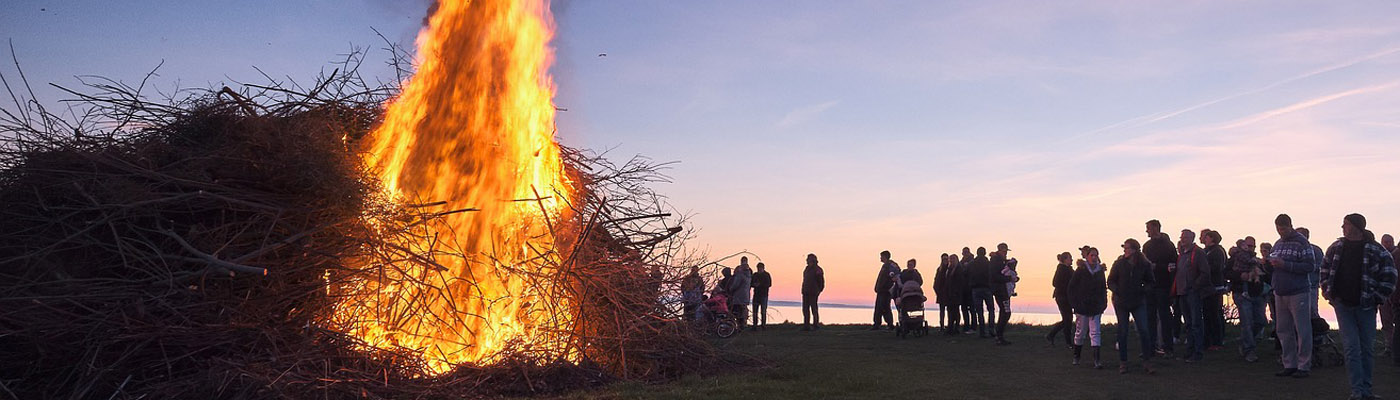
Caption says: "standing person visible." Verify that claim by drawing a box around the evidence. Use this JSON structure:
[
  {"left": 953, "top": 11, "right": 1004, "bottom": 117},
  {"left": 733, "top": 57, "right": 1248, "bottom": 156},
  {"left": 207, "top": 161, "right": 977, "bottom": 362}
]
[
  {"left": 970, "top": 247, "right": 994, "bottom": 338},
  {"left": 1298, "top": 227, "right": 1326, "bottom": 319},
  {"left": 1046, "top": 252, "right": 1076, "bottom": 347},
  {"left": 1391, "top": 241, "right": 1400, "bottom": 366},
  {"left": 1228, "top": 237, "right": 1268, "bottom": 362},
  {"left": 681, "top": 265, "right": 705, "bottom": 321},
  {"left": 934, "top": 254, "right": 950, "bottom": 330},
  {"left": 1269, "top": 214, "right": 1319, "bottom": 378},
  {"left": 730, "top": 258, "right": 753, "bottom": 329},
  {"left": 1261, "top": 242, "right": 1276, "bottom": 326},
  {"left": 1201, "top": 229, "right": 1228, "bottom": 350},
  {"left": 1109, "top": 239, "right": 1156, "bottom": 374},
  {"left": 1321, "top": 214, "right": 1398, "bottom": 400},
  {"left": 750, "top": 262, "right": 772, "bottom": 331},
  {"left": 991, "top": 243, "right": 1015, "bottom": 345},
  {"left": 944, "top": 254, "right": 966, "bottom": 335},
  {"left": 801, "top": 254, "right": 825, "bottom": 331},
  {"left": 1069, "top": 246, "right": 1109, "bottom": 369},
  {"left": 1174, "top": 229, "right": 1211, "bottom": 363},
  {"left": 901, "top": 258, "right": 923, "bottom": 284},
  {"left": 1143, "top": 220, "right": 1178, "bottom": 357},
  {"left": 960, "top": 248, "right": 976, "bottom": 334},
  {"left": 872, "top": 250, "right": 900, "bottom": 330},
  {"left": 1381, "top": 234, "right": 1396, "bottom": 357}
]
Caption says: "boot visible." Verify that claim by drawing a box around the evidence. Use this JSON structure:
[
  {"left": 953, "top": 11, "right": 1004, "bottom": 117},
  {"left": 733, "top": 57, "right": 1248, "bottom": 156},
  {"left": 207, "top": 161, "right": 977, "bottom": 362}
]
[
  {"left": 1119, "top": 362, "right": 1128, "bottom": 374},
  {"left": 1073, "top": 345, "right": 1083, "bottom": 366},
  {"left": 1092, "top": 346, "right": 1103, "bottom": 369}
]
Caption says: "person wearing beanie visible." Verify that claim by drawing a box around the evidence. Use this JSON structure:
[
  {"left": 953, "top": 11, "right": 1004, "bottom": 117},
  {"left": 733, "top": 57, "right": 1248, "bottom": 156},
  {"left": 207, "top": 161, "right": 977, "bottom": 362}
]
[{"left": 1321, "top": 213, "right": 1398, "bottom": 400}]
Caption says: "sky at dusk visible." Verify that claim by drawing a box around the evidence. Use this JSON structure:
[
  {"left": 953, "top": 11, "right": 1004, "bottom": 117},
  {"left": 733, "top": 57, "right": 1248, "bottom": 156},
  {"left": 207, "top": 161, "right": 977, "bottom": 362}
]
[{"left": 5, "top": 1, "right": 1400, "bottom": 315}]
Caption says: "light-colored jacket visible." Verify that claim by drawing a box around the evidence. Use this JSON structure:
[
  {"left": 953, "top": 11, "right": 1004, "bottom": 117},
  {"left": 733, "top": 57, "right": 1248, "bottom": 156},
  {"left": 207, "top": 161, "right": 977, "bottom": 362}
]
[{"left": 729, "top": 264, "right": 754, "bottom": 305}]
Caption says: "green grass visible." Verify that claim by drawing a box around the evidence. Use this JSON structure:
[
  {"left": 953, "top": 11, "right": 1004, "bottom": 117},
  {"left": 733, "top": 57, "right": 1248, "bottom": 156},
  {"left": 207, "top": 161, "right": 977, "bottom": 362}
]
[{"left": 541, "top": 322, "right": 1395, "bottom": 400}]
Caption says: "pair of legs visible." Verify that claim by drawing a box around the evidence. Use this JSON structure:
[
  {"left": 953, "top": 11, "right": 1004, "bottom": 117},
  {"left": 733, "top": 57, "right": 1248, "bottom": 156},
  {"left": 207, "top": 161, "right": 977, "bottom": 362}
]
[
  {"left": 972, "top": 288, "right": 994, "bottom": 336},
  {"left": 1074, "top": 313, "right": 1103, "bottom": 367},
  {"left": 751, "top": 295, "right": 768, "bottom": 328},
  {"left": 1334, "top": 303, "right": 1377, "bottom": 398},
  {"left": 1275, "top": 292, "right": 1313, "bottom": 373},
  {"left": 962, "top": 292, "right": 977, "bottom": 333},
  {"left": 1149, "top": 289, "right": 1177, "bottom": 355},
  {"left": 1203, "top": 293, "right": 1224, "bottom": 347},
  {"left": 945, "top": 302, "right": 962, "bottom": 334},
  {"left": 1046, "top": 296, "right": 1074, "bottom": 346},
  {"left": 873, "top": 291, "right": 894, "bottom": 328},
  {"left": 1180, "top": 293, "right": 1205, "bottom": 361},
  {"left": 1115, "top": 302, "right": 1152, "bottom": 362},
  {"left": 994, "top": 292, "right": 1012, "bottom": 341},
  {"left": 802, "top": 293, "right": 820, "bottom": 328}
]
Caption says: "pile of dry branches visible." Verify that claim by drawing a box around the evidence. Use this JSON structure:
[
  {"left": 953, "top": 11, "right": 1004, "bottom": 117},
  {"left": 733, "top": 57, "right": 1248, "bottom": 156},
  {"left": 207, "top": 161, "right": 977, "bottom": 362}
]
[{"left": 0, "top": 54, "right": 735, "bottom": 399}]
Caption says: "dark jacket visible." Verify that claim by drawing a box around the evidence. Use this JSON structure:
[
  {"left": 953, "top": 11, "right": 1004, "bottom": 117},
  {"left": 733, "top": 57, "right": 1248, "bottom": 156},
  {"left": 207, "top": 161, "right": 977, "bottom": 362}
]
[
  {"left": 1173, "top": 243, "right": 1212, "bottom": 296},
  {"left": 900, "top": 268, "right": 923, "bottom": 286},
  {"left": 1144, "top": 234, "right": 1178, "bottom": 291},
  {"left": 1271, "top": 231, "right": 1318, "bottom": 297},
  {"left": 933, "top": 263, "right": 949, "bottom": 304},
  {"left": 1205, "top": 244, "right": 1227, "bottom": 289},
  {"left": 1068, "top": 260, "right": 1108, "bottom": 315},
  {"left": 968, "top": 256, "right": 991, "bottom": 289},
  {"left": 1108, "top": 255, "right": 1155, "bottom": 309},
  {"left": 1052, "top": 263, "right": 1073, "bottom": 300},
  {"left": 751, "top": 270, "right": 772, "bottom": 298},
  {"left": 1321, "top": 234, "right": 1398, "bottom": 308},
  {"left": 1227, "top": 249, "right": 1266, "bottom": 297},
  {"left": 945, "top": 262, "right": 968, "bottom": 305},
  {"left": 874, "top": 260, "right": 899, "bottom": 293},
  {"left": 801, "top": 265, "right": 825, "bottom": 295}
]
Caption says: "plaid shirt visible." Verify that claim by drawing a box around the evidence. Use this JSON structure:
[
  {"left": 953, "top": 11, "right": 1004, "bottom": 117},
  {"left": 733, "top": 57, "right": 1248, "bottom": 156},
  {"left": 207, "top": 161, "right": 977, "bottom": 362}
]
[{"left": 1321, "top": 238, "right": 1398, "bottom": 307}]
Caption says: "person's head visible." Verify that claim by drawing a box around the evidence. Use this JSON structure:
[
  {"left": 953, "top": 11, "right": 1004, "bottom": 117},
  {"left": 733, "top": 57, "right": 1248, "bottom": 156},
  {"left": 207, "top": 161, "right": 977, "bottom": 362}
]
[
  {"left": 722, "top": 267, "right": 732, "bottom": 277},
  {"left": 1295, "top": 227, "right": 1310, "bottom": 239},
  {"left": 1058, "top": 252, "right": 1073, "bottom": 265},
  {"left": 977, "top": 247, "right": 987, "bottom": 257},
  {"left": 1383, "top": 234, "right": 1396, "bottom": 251},
  {"left": 1260, "top": 242, "right": 1272, "bottom": 255},
  {"left": 1123, "top": 238, "right": 1141, "bottom": 258},
  {"left": 997, "top": 243, "right": 1010, "bottom": 255},
  {"left": 1202, "top": 229, "right": 1221, "bottom": 246},
  {"left": 1244, "top": 236, "right": 1257, "bottom": 252},
  {"left": 1079, "top": 245, "right": 1092, "bottom": 258},
  {"left": 949, "top": 254, "right": 960, "bottom": 265},
  {"left": 1343, "top": 213, "right": 1367, "bottom": 240},
  {"left": 1180, "top": 229, "right": 1196, "bottom": 245},
  {"left": 806, "top": 253, "right": 818, "bottom": 266},
  {"left": 906, "top": 259, "right": 917, "bottom": 269},
  {"left": 740, "top": 256, "right": 749, "bottom": 265},
  {"left": 1146, "top": 219, "right": 1162, "bottom": 236},
  {"left": 1275, "top": 214, "right": 1294, "bottom": 236},
  {"left": 941, "top": 253, "right": 949, "bottom": 261},
  {"left": 756, "top": 262, "right": 766, "bottom": 271},
  {"left": 879, "top": 250, "right": 891, "bottom": 262},
  {"left": 962, "top": 247, "right": 972, "bottom": 257},
  {"left": 1088, "top": 247, "right": 1101, "bottom": 263}
]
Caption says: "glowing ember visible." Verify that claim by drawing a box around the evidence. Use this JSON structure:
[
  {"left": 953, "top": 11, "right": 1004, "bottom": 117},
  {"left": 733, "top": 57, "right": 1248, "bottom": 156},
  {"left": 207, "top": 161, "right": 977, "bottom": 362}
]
[{"left": 336, "top": 0, "right": 575, "bottom": 374}]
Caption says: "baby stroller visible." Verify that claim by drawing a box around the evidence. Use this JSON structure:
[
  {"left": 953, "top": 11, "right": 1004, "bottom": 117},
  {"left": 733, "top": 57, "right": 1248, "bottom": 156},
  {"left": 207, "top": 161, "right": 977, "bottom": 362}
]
[
  {"left": 895, "top": 280, "right": 929, "bottom": 338},
  {"left": 1311, "top": 317, "right": 1345, "bottom": 368}
]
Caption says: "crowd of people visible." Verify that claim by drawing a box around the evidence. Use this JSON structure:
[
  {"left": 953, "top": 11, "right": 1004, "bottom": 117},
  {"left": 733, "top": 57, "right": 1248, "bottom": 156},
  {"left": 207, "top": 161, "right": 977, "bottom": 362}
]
[{"left": 680, "top": 213, "right": 1400, "bottom": 400}]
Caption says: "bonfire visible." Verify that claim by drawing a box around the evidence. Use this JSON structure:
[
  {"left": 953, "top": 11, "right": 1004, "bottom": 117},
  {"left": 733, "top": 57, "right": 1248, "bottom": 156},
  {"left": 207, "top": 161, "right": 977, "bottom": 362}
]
[{"left": 0, "top": 0, "right": 727, "bottom": 398}]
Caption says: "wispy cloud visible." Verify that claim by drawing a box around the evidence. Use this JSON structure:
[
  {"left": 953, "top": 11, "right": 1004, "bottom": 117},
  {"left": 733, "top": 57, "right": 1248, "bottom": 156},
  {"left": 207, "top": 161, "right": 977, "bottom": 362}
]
[{"left": 776, "top": 100, "right": 838, "bottom": 129}]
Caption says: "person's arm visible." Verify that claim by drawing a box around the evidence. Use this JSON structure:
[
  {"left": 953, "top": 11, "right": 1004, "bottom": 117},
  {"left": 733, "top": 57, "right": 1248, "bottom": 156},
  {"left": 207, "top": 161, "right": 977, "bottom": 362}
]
[
  {"left": 1319, "top": 244, "right": 1337, "bottom": 300},
  {"left": 1378, "top": 248, "right": 1398, "bottom": 301},
  {"left": 1107, "top": 261, "right": 1121, "bottom": 293},
  {"left": 1274, "top": 243, "right": 1318, "bottom": 274},
  {"left": 1142, "top": 261, "right": 1156, "bottom": 288}
]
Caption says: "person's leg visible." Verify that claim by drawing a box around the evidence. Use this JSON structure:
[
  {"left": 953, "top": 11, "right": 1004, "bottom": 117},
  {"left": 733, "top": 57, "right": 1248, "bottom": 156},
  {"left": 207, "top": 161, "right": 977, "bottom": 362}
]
[
  {"left": 873, "top": 292, "right": 886, "bottom": 327},
  {"left": 1186, "top": 293, "right": 1205, "bottom": 360},
  {"left": 1155, "top": 291, "right": 1174, "bottom": 354},
  {"left": 1203, "top": 294, "right": 1220, "bottom": 348},
  {"left": 802, "top": 294, "right": 813, "bottom": 327},
  {"left": 1379, "top": 302, "right": 1394, "bottom": 354},
  {"left": 1090, "top": 314, "right": 1103, "bottom": 367},
  {"left": 1394, "top": 305, "right": 1400, "bottom": 365},
  {"left": 1116, "top": 304, "right": 1132, "bottom": 362},
  {"left": 1235, "top": 293, "right": 1258, "bottom": 358},
  {"left": 1295, "top": 294, "right": 1313, "bottom": 372},
  {"left": 1276, "top": 293, "right": 1299, "bottom": 370},
  {"left": 996, "top": 294, "right": 1011, "bottom": 341},
  {"left": 881, "top": 293, "right": 895, "bottom": 327},
  {"left": 1074, "top": 314, "right": 1087, "bottom": 364},
  {"left": 1059, "top": 298, "right": 1075, "bottom": 345},
  {"left": 1358, "top": 305, "right": 1376, "bottom": 395},
  {"left": 1334, "top": 304, "right": 1368, "bottom": 397},
  {"left": 1251, "top": 295, "right": 1268, "bottom": 339},
  {"left": 1133, "top": 303, "right": 1152, "bottom": 360}
]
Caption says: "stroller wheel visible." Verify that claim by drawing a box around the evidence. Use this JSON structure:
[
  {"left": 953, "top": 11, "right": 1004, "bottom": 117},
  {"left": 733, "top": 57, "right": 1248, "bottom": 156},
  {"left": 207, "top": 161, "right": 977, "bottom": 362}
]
[{"left": 716, "top": 320, "right": 738, "bottom": 339}]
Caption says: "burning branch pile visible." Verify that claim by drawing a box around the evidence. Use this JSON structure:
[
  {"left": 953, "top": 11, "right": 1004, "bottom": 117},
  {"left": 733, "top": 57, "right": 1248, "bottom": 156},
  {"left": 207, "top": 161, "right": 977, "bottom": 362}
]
[{"left": 0, "top": 1, "right": 735, "bottom": 397}]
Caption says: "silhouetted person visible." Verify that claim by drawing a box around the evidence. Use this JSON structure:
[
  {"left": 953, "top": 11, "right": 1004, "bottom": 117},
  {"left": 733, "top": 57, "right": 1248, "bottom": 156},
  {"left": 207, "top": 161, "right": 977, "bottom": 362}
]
[
  {"left": 1321, "top": 213, "right": 1397, "bottom": 399},
  {"left": 944, "top": 254, "right": 965, "bottom": 335},
  {"left": 1382, "top": 234, "right": 1397, "bottom": 357},
  {"left": 801, "top": 254, "right": 825, "bottom": 331},
  {"left": 751, "top": 262, "right": 772, "bottom": 330},
  {"left": 872, "top": 250, "right": 899, "bottom": 330},
  {"left": 991, "top": 243, "right": 1015, "bottom": 345},
  {"left": 730, "top": 258, "right": 753, "bottom": 329},
  {"left": 901, "top": 258, "right": 923, "bottom": 285},
  {"left": 960, "top": 247, "right": 976, "bottom": 334},
  {"left": 1200, "top": 229, "right": 1227, "bottom": 350},
  {"left": 1297, "top": 227, "right": 1326, "bottom": 319},
  {"left": 1109, "top": 239, "right": 1156, "bottom": 374},
  {"left": 970, "top": 247, "right": 993, "bottom": 338},
  {"left": 1045, "top": 252, "right": 1075, "bottom": 347},
  {"left": 1174, "top": 229, "right": 1210, "bottom": 363},
  {"left": 1227, "top": 236, "right": 1267, "bottom": 363},
  {"left": 1143, "top": 220, "right": 1177, "bottom": 357},
  {"left": 1269, "top": 214, "right": 1318, "bottom": 378},
  {"left": 934, "top": 254, "right": 950, "bottom": 330},
  {"left": 681, "top": 265, "right": 704, "bottom": 321}
]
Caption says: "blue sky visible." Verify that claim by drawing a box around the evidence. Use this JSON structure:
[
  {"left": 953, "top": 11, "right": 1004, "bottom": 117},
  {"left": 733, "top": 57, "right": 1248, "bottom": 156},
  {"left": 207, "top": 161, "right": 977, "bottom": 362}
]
[{"left": 5, "top": 1, "right": 1400, "bottom": 309}]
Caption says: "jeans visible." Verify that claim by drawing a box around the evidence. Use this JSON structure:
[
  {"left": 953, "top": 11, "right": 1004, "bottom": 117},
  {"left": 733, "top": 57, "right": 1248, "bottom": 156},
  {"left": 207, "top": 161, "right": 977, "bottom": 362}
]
[
  {"left": 1233, "top": 292, "right": 1267, "bottom": 354},
  {"left": 1046, "top": 297, "right": 1074, "bottom": 345},
  {"left": 873, "top": 290, "right": 894, "bottom": 327},
  {"left": 1181, "top": 293, "right": 1205, "bottom": 360},
  {"left": 802, "top": 293, "right": 820, "bottom": 326},
  {"left": 1204, "top": 293, "right": 1224, "bottom": 347},
  {"left": 1150, "top": 289, "right": 1176, "bottom": 353},
  {"left": 1276, "top": 292, "right": 1313, "bottom": 370},
  {"left": 752, "top": 294, "right": 769, "bottom": 327},
  {"left": 1334, "top": 303, "right": 1377, "bottom": 397},
  {"left": 973, "top": 288, "right": 994, "bottom": 335},
  {"left": 1115, "top": 302, "right": 1151, "bottom": 361},
  {"left": 1074, "top": 313, "right": 1102, "bottom": 346}
]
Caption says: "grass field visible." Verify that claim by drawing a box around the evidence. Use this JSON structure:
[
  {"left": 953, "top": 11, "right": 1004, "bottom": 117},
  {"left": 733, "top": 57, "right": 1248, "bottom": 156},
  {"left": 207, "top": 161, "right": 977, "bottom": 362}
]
[{"left": 542, "top": 321, "right": 1396, "bottom": 400}]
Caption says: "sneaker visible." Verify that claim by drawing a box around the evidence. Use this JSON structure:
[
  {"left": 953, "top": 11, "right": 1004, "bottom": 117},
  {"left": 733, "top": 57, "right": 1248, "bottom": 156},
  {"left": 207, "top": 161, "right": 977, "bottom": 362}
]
[
  {"left": 1094, "top": 362, "right": 1104, "bottom": 370},
  {"left": 1119, "top": 363, "right": 1128, "bottom": 374},
  {"left": 1292, "top": 370, "right": 1310, "bottom": 379},
  {"left": 1274, "top": 368, "right": 1297, "bottom": 377},
  {"left": 1073, "top": 358, "right": 1080, "bottom": 366},
  {"left": 1245, "top": 352, "right": 1259, "bottom": 363}
]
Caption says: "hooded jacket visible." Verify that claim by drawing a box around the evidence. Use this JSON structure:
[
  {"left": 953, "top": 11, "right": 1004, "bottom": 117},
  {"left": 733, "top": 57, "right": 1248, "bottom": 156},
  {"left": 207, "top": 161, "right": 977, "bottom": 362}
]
[
  {"left": 1068, "top": 259, "right": 1108, "bottom": 315},
  {"left": 1271, "top": 231, "right": 1318, "bottom": 297},
  {"left": 1173, "top": 243, "right": 1212, "bottom": 296},
  {"left": 1109, "top": 254, "right": 1155, "bottom": 309},
  {"left": 874, "top": 260, "right": 900, "bottom": 293},
  {"left": 801, "top": 264, "right": 825, "bottom": 295},
  {"left": 1321, "top": 232, "right": 1398, "bottom": 308},
  {"left": 1052, "top": 263, "right": 1073, "bottom": 300},
  {"left": 729, "top": 264, "right": 753, "bottom": 305},
  {"left": 968, "top": 256, "right": 991, "bottom": 289}
]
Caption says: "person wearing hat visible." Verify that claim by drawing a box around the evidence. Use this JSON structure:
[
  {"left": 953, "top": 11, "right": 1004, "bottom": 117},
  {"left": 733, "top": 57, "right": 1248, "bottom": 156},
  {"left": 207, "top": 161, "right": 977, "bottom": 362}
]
[
  {"left": 1320, "top": 213, "right": 1398, "bottom": 400},
  {"left": 990, "top": 243, "right": 1016, "bottom": 345}
]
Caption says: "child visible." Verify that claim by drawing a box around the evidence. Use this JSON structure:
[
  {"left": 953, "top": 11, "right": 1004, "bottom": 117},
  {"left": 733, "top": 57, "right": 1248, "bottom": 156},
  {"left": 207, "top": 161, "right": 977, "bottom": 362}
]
[{"left": 1002, "top": 257, "right": 1021, "bottom": 297}]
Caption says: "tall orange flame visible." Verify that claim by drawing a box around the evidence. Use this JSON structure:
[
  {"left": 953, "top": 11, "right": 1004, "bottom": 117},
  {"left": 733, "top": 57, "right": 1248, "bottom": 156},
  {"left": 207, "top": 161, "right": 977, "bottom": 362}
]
[{"left": 337, "top": 0, "right": 575, "bottom": 375}]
